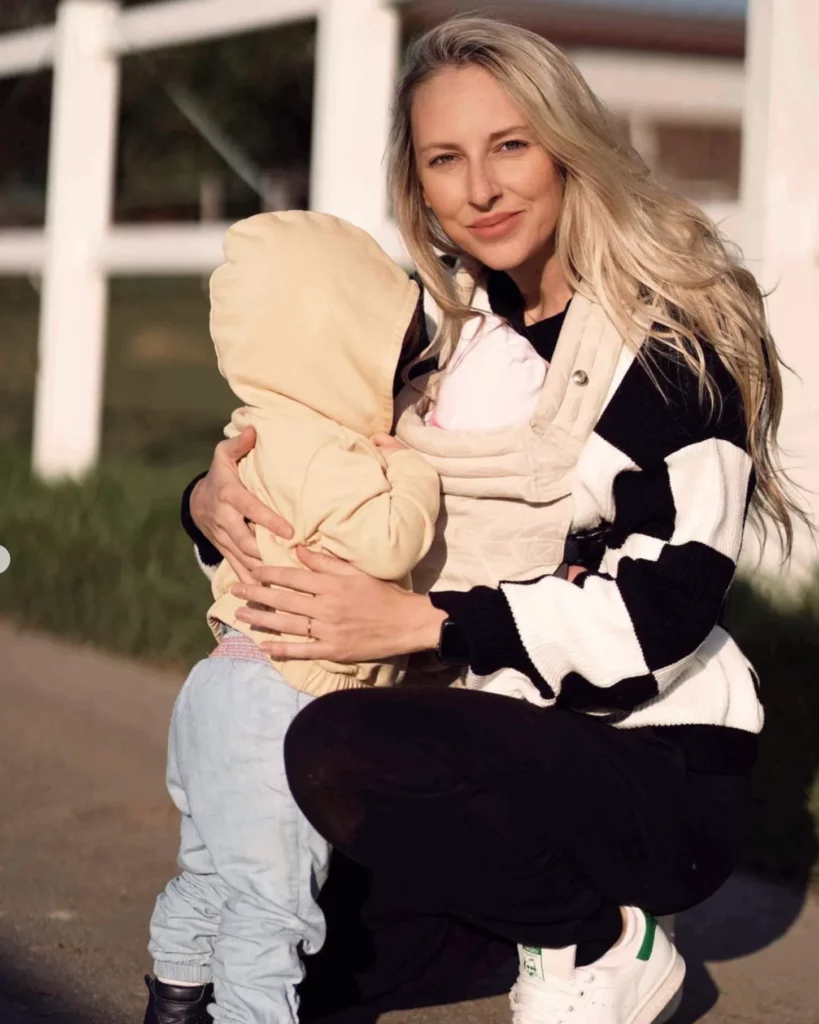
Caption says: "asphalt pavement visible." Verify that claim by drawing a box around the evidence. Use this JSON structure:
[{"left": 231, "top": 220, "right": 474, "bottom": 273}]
[{"left": 0, "top": 622, "right": 816, "bottom": 1023}]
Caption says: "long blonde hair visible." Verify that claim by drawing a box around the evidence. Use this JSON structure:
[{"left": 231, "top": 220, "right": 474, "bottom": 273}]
[{"left": 387, "top": 15, "right": 806, "bottom": 557}]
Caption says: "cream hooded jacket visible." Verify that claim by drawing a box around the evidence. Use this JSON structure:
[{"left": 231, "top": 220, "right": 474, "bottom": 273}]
[{"left": 207, "top": 212, "right": 441, "bottom": 697}]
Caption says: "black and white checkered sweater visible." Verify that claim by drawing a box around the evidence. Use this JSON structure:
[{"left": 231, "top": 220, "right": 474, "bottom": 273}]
[{"left": 431, "top": 333, "right": 763, "bottom": 744}]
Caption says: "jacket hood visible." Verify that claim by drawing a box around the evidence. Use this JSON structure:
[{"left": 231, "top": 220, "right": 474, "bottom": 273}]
[{"left": 210, "top": 211, "right": 420, "bottom": 437}]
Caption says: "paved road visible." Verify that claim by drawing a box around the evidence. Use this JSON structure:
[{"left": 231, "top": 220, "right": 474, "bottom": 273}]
[{"left": 0, "top": 623, "right": 817, "bottom": 1023}]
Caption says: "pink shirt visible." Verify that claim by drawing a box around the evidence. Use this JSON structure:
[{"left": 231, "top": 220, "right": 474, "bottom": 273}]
[{"left": 426, "top": 313, "right": 547, "bottom": 432}]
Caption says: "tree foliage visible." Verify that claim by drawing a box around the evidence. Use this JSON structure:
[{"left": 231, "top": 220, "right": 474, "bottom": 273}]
[{"left": 0, "top": 4, "right": 316, "bottom": 224}]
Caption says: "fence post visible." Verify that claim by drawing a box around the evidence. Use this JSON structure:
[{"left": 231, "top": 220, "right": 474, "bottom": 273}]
[
  {"left": 32, "top": 0, "right": 120, "bottom": 480},
  {"left": 310, "top": 0, "right": 399, "bottom": 238},
  {"left": 740, "top": 0, "right": 819, "bottom": 579}
]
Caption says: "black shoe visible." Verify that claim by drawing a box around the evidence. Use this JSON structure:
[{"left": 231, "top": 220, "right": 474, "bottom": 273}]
[{"left": 143, "top": 975, "right": 214, "bottom": 1024}]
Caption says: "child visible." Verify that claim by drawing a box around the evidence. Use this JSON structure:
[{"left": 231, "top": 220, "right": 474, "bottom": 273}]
[{"left": 144, "top": 211, "right": 440, "bottom": 1024}]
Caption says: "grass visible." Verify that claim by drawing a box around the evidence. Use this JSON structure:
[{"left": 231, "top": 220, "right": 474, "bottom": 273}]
[
  {"left": 0, "top": 445, "right": 215, "bottom": 667},
  {"left": 726, "top": 580, "right": 819, "bottom": 888}
]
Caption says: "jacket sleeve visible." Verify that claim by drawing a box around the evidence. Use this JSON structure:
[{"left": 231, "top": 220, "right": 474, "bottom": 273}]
[
  {"left": 301, "top": 439, "right": 440, "bottom": 581},
  {"left": 431, "top": 344, "right": 753, "bottom": 713},
  {"left": 181, "top": 470, "right": 224, "bottom": 579}
]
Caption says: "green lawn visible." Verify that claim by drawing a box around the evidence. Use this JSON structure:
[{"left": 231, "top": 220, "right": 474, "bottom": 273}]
[
  {"left": 0, "top": 276, "right": 235, "bottom": 465},
  {"left": 0, "top": 445, "right": 215, "bottom": 666}
]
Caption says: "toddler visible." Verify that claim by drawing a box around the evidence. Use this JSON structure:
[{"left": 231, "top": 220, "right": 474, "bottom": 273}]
[{"left": 143, "top": 211, "right": 440, "bottom": 1024}]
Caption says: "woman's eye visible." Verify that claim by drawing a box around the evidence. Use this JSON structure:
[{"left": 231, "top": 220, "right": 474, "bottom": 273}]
[
  {"left": 501, "top": 139, "right": 529, "bottom": 152},
  {"left": 429, "top": 153, "right": 457, "bottom": 167}
]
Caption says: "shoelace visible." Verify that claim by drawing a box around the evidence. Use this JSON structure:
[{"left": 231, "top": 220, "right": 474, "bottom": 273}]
[{"left": 509, "top": 969, "right": 596, "bottom": 1023}]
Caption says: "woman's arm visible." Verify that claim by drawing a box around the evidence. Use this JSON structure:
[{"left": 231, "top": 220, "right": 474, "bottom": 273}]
[{"left": 184, "top": 426, "right": 294, "bottom": 583}]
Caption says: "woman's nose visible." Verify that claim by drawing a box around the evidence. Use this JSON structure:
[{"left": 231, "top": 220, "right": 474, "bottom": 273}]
[{"left": 466, "top": 159, "right": 500, "bottom": 209}]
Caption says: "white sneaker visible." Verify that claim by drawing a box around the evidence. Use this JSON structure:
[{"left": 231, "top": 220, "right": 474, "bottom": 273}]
[{"left": 510, "top": 909, "right": 685, "bottom": 1024}]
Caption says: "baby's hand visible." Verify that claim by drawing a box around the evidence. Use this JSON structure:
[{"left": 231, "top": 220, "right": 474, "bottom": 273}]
[{"left": 371, "top": 433, "right": 408, "bottom": 454}]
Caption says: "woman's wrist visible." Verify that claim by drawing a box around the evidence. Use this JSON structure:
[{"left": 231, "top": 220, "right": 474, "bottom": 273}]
[
  {"left": 405, "top": 594, "right": 448, "bottom": 654},
  {"left": 180, "top": 470, "right": 211, "bottom": 545},
  {"left": 189, "top": 476, "right": 208, "bottom": 531}
]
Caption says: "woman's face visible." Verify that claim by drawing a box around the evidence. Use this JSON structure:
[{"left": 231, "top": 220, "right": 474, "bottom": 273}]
[{"left": 411, "top": 64, "right": 564, "bottom": 272}]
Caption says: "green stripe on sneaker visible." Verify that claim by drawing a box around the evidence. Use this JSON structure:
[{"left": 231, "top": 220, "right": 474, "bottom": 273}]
[{"left": 636, "top": 912, "right": 657, "bottom": 962}]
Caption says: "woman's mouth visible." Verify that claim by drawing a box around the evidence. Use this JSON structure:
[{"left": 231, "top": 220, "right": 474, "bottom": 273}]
[{"left": 468, "top": 211, "right": 523, "bottom": 240}]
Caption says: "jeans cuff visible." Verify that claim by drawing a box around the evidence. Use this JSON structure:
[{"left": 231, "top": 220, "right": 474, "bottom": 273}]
[{"left": 153, "top": 961, "right": 213, "bottom": 985}]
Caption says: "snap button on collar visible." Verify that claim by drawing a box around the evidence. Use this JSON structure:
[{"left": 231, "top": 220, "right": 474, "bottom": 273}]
[{"left": 572, "top": 369, "right": 589, "bottom": 386}]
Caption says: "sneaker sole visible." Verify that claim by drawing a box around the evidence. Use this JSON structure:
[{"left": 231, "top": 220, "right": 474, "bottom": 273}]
[
  {"left": 628, "top": 950, "right": 686, "bottom": 1024},
  {"left": 656, "top": 985, "right": 684, "bottom": 1023}
]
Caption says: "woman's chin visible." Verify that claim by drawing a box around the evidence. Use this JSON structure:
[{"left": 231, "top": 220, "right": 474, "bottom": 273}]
[{"left": 462, "top": 237, "right": 539, "bottom": 274}]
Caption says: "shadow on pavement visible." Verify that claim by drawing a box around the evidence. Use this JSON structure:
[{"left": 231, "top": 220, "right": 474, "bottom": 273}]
[
  {"left": 0, "top": 950, "right": 104, "bottom": 1024},
  {"left": 672, "top": 873, "right": 808, "bottom": 1022},
  {"left": 663, "top": 577, "right": 819, "bottom": 1023}
]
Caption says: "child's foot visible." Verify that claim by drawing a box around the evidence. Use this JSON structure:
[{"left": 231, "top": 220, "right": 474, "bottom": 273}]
[
  {"left": 143, "top": 976, "right": 214, "bottom": 1024},
  {"left": 510, "top": 908, "right": 685, "bottom": 1023}
]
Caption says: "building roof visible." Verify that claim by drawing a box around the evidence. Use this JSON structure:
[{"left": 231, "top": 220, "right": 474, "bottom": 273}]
[
  {"left": 544, "top": 0, "right": 745, "bottom": 16},
  {"left": 405, "top": 0, "right": 747, "bottom": 57}
]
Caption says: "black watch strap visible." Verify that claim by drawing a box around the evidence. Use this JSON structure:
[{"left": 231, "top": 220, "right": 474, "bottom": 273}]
[{"left": 437, "top": 616, "right": 470, "bottom": 667}]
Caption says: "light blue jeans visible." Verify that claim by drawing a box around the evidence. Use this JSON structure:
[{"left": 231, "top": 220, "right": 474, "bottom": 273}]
[{"left": 148, "top": 648, "right": 330, "bottom": 1023}]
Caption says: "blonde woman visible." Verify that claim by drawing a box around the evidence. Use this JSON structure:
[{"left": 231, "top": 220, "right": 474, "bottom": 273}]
[{"left": 179, "top": 17, "right": 801, "bottom": 1024}]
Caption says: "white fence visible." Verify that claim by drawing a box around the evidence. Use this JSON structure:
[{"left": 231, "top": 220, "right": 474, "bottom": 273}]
[
  {"left": 0, "top": 0, "right": 750, "bottom": 482},
  {"left": 0, "top": 0, "right": 401, "bottom": 479},
  {"left": 1, "top": 0, "right": 817, "bottom": 578}
]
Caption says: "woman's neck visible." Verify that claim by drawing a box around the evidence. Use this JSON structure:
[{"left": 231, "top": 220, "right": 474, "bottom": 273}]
[{"left": 505, "top": 248, "right": 572, "bottom": 324}]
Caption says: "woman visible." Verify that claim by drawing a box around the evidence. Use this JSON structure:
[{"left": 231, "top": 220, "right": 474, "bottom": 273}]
[{"left": 182, "top": 17, "right": 802, "bottom": 1024}]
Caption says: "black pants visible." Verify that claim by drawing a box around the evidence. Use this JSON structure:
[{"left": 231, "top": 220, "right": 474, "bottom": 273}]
[{"left": 287, "top": 687, "right": 752, "bottom": 1022}]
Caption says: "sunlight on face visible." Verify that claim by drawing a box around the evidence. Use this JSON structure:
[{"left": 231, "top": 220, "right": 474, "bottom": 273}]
[{"left": 411, "top": 65, "right": 564, "bottom": 273}]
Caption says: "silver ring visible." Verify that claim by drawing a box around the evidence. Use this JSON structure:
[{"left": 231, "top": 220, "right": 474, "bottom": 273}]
[{"left": 306, "top": 617, "right": 313, "bottom": 640}]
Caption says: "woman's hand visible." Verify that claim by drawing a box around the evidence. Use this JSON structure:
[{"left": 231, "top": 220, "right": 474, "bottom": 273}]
[
  {"left": 190, "top": 426, "right": 294, "bottom": 583},
  {"left": 231, "top": 547, "right": 447, "bottom": 662}
]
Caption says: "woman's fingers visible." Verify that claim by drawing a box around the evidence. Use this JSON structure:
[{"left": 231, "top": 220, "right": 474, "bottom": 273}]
[
  {"left": 295, "top": 546, "right": 358, "bottom": 575},
  {"left": 260, "top": 639, "right": 335, "bottom": 661},
  {"left": 218, "top": 425, "right": 257, "bottom": 464},
  {"left": 233, "top": 531, "right": 264, "bottom": 564},
  {"left": 231, "top": 489, "right": 293, "bottom": 540},
  {"left": 250, "top": 564, "right": 335, "bottom": 595},
  {"left": 224, "top": 552, "right": 257, "bottom": 585},
  {"left": 213, "top": 503, "right": 262, "bottom": 560},
  {"left": 215, "top": 530, "right": 262, "bottom": 581},
  {"left": 235, "top": 607, "right": 316, "bottom": 638},
  {"left": 232, "top": 583, "right": 317, "bottom": 619},
  {"left": 210, "top": 428, "right": 295, "bottom": 542}
]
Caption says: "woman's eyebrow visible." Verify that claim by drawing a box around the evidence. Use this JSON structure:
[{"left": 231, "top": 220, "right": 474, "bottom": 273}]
[{"left": 418, "top": 124, "right": 530, "bottom": 154}]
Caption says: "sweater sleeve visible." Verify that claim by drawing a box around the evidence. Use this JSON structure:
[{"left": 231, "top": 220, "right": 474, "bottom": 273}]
[
  {"left": 431, "top": 344, "right": 754, "bottom": 713},
  {"left": 301, "top": 439, "right": 441, "bottom": 581},
  {"left": 181, "top": 470, "right": 224, "bottom": 579}
]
